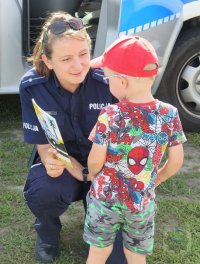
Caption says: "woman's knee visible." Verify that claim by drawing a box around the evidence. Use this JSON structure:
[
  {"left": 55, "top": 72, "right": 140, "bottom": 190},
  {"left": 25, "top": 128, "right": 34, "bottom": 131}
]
[
  {"left": 24, "top": 167, "right": 70, "bottom": 207},
  {"left": 24, "top": 177, "right": 71, "bottom": 218}
]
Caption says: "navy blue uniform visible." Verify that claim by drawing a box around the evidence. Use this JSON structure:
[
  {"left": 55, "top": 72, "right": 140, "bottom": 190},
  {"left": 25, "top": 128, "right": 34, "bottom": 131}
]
[{"left": 20, "top": 68, "right": 126, "bottom": 263}]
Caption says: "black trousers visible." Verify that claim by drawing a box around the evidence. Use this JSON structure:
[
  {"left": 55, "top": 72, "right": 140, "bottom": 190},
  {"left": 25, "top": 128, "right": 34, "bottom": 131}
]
[{"left": 24, "top": 163, "right": 127, "bottom": 264}]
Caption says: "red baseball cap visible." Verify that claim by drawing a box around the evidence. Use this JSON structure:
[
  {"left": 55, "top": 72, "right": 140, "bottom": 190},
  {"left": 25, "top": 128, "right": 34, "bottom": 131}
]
[{"left": 91, "top": 35, "right": 158, "bottom": 77}]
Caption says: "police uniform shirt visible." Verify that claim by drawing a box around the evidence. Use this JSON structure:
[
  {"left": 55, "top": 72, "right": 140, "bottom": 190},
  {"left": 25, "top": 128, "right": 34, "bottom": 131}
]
[{"left": 19, "top": 68, "right": 117, "bottom": 166}]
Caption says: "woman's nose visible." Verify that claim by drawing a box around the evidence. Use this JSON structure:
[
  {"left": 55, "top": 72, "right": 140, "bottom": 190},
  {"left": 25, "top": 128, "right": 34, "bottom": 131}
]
[{"left": 72, "top": 58, "right": 83, "bottom": 70}]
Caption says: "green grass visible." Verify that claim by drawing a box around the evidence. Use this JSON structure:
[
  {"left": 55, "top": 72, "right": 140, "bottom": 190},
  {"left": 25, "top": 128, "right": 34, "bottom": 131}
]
[
  {"left": 0, "top": 137, "right": 32, "bottom": 185},
  {"left": 0, "top": 95, "right": 200, "bottom": 263},
  {"left": 186, "top": 132, "right": 200, "bottom": 147}
]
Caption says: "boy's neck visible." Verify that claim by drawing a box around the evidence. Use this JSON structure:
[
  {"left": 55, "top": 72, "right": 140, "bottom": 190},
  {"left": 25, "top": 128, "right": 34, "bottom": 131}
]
[{"left": 124, "top": 76, "right": 156, "bottom": 104}]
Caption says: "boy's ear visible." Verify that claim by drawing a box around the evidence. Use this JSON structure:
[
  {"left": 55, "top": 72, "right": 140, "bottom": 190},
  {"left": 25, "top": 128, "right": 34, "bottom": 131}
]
[
  {"left": 41, "top": 54, "right": 53, "bottom": 70},
  {"left": 120, "top": 75, "right": 128, "bottom": 89}
]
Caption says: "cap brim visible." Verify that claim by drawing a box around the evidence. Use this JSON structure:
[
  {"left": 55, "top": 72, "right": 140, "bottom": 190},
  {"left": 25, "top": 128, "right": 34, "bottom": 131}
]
[{"left": 90, "top": 56, "right": 104, "bottom": 68}]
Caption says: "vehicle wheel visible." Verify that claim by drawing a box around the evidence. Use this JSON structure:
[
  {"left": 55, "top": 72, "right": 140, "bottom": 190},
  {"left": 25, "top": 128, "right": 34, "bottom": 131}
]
[{"left": 156, "top": 28, "right": 200, "bottom": 131}]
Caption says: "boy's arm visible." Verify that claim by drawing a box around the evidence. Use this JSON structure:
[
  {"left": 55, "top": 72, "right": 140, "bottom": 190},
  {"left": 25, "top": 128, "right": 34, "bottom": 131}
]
[
  {"left": 155, "top": 144, "right": 184, "bottom": 187},
  {"left": 88, "top": 143, "right": 107, "bottom": 180}
]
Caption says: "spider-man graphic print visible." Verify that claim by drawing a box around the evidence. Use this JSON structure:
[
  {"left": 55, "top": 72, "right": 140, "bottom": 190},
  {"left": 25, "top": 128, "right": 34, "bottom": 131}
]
[{"left": 89, "top": 99, "right": 186, "bottom": 212}]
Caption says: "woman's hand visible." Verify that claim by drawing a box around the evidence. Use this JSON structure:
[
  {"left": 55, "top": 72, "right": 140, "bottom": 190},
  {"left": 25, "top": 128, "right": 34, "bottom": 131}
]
[
  {"left": 37, "top": 144, "right": 65, "bottom": 178},
  {"left": 45, "top": 148, "right": 66, "bottom": 177},
  {"left": 37, "top": 144, "right": 90, "bottom": 181}
]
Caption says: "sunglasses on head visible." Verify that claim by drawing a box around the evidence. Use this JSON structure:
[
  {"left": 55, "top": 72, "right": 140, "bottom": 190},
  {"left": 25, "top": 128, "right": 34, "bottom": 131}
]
[{"left": 47, "top": 18, "right": 84, "bottom": 35}]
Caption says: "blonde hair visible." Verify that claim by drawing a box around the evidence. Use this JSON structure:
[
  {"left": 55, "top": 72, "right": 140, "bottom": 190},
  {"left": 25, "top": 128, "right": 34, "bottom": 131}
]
[{"left": 28, "top": 12, "right": 91, "bottom": 77}]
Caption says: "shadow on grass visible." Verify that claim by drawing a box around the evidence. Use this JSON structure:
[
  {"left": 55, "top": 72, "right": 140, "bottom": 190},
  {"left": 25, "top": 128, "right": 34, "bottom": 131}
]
[{"left": 0, "top": 95, "right": 22, "bottom": 130}]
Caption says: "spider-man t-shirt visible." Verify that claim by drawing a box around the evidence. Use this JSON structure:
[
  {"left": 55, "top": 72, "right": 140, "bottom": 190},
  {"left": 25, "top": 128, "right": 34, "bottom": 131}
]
[{"left": 88, "top": 99, "right": 186, "bottom": 212}]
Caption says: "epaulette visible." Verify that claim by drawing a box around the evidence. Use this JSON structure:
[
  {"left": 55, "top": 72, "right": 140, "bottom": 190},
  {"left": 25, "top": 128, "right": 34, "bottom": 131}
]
[
  {"left": 91, "top": 68, "right": 108, "bottom": 85},
  {"left": 20, "top": 68, "right": 48, "bottom": 89}
]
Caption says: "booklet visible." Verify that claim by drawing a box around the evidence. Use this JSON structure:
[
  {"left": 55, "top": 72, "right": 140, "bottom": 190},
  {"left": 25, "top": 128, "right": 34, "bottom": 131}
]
[{"left": 32, "top": 99, "right": 73, "bottom": 168}]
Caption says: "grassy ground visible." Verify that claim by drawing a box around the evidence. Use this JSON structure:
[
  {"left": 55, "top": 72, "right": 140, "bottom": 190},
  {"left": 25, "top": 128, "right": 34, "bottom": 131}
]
[{"left": 0, "top": 95, "right": 200, "bottom": 264}]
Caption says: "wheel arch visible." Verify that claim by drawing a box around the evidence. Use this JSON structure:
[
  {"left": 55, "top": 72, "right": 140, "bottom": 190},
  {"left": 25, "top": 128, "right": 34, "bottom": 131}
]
[
  {"left": 153, "top": 15, "right": 200, "bottom": 94},
  {"left": 155, "top": 20, "right": 200, "bottom": 131}
]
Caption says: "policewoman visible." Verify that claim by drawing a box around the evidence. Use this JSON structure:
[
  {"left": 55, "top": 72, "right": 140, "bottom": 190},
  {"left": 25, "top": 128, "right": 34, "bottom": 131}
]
[{"left": 19, "top": 12, "right": 126, "bottom": 263}]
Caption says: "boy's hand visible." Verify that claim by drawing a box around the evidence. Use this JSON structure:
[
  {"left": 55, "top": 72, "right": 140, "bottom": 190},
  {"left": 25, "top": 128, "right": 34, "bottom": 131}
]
[
  {"left": 66, "top": 156, "right": 84, "bottom": 181},
  {"left": 154, "top": 144, "right": 184, "bottom": 186},
  {"left": 88, "top": 173, "right": 95, "bottom": 181},
  {"left": 154, "top": 176, "right": 162, "bottom": 187}
]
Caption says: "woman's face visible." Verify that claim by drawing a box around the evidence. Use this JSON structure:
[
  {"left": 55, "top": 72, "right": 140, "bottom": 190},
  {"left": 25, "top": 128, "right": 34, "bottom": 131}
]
[{"left": 44, "top": 36, "right": 91, "bottom": 91}]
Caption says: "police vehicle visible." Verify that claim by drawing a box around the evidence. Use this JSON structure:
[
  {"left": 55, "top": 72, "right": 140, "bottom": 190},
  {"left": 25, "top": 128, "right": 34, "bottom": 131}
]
[{"left": 1, "top": 0, "right": 200, "bottom": 130}]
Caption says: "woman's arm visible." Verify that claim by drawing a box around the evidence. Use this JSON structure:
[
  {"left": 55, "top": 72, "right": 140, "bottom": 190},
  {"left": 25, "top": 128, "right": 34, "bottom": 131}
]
[
  {"left": 155, "top": 144, "right": 184, "bottom": 187},
  {"left": 88, "top": 143, "right": 107, "bottom": 179}
]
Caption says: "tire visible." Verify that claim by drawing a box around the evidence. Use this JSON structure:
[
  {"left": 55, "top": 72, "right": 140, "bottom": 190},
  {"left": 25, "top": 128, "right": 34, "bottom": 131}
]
[{"left": 156, "top": 28, "right": 200, "bottom": 131}]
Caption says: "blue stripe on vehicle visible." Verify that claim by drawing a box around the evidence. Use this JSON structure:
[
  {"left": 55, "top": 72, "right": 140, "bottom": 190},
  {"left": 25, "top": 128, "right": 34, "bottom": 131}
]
[
  {"left": 119, "top": 0, "right": 197, "bottom": 35},
  {"left": 180, "top": 0, "right": 197, "bottom": 3}
]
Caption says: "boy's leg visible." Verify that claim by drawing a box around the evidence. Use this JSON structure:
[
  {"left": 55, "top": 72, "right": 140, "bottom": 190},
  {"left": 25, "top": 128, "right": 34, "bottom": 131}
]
[
  {"left": 124, "top": 247, "right": 146, "bottom": 264},
  {"left": 82, "top": 183, "right": 127, "bottom": 264},
  {"left": 84, "top": 194, "right": 123, "bottom": 263},
  {"left": 87, "top": 245, "right": 113, "bottom": 264},
  {"left": 82, "top": 187, "right": 127, "bottom": 264},
  {"left": 122, "top": 199, "right": 156, "bottom": 263}
]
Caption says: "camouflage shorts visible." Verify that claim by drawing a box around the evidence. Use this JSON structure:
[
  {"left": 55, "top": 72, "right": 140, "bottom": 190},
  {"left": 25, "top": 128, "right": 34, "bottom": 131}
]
[{"left": 83, "top": 193, "right": 157, "bottom": 255}]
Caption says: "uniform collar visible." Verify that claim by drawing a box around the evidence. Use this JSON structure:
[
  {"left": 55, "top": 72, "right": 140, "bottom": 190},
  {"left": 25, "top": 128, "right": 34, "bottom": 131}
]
[
  {"left": 49, "top": 68, "right": 105, "bottom": 95},
  {"left": 51, "top": 72, "right": 62, "bottom": 91}
]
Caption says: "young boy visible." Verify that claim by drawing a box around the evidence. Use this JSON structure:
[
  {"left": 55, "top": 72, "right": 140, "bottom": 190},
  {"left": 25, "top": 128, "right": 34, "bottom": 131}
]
[{"left": 83, "top": 36, "right": 186, "bottom": 264}]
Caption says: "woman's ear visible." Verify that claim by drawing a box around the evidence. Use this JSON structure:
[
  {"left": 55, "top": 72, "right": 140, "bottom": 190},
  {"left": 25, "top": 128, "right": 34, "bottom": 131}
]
[{"left": 41, "top": 54, "right": 53, "bottom": 70}]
